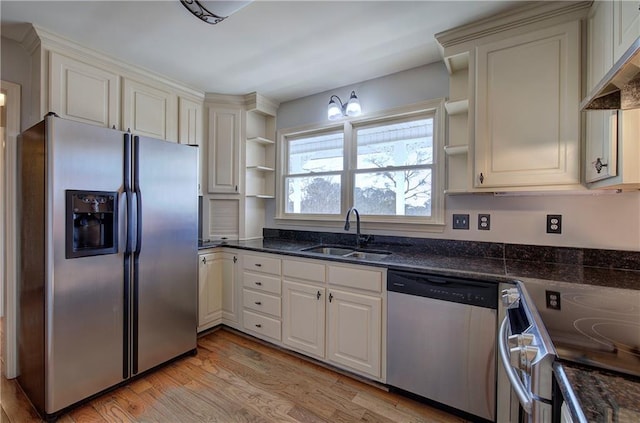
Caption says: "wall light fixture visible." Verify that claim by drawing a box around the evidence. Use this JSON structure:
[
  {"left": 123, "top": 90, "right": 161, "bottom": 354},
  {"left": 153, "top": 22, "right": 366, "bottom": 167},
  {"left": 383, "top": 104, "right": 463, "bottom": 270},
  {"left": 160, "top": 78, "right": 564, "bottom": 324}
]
[{"left": 327, "top": 91, "right": 362, "bottom": 120}]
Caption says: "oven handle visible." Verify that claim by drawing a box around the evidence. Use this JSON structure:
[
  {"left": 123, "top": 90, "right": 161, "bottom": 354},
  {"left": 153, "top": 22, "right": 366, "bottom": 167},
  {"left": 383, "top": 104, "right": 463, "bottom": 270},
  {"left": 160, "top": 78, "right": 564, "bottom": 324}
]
[{"left": 499, "top": 316, "right": 533, "bottom": 415}]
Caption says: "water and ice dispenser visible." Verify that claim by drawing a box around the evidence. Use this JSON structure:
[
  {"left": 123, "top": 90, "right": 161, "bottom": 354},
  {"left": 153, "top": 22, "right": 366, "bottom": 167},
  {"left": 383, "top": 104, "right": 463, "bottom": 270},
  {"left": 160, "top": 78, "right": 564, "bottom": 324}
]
[{"left": 65, "top": 190, "right": 118, "bottom": 258}]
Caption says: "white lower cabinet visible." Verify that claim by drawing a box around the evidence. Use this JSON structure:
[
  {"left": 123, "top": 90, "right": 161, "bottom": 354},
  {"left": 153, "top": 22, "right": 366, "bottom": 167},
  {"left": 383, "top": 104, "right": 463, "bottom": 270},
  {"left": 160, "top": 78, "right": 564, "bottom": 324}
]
[
  {"left": 198, "top": 250, "right": 237, "bottom": 332},
  {"left": 282, "top": 280, "right": 326, "bottom": 358},
  {"left": 281, "top": 258, "right": 385, "bottom": 380},
  {"left": 327, "top": 289, "right": 382, "bottom": 379}
]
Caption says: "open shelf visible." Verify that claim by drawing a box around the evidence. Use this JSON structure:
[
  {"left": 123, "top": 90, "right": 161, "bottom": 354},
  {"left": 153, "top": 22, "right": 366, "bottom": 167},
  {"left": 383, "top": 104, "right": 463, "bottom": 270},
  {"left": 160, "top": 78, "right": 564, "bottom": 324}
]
[
  {"left": 247, "top": 136, "right": 275, "bottom": 145},
  {"left": 246, "top": 165, "right": 275, "bottom": 172}
]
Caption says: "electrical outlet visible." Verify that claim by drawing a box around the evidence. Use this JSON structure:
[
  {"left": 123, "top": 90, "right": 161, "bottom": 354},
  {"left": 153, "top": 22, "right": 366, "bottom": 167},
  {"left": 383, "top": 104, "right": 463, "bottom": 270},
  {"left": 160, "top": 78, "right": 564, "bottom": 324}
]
[
  {"left": 545, "top": 290, "right": 561, "bottom": 310},
  {"left": 478, "top": 214, "right": 490, "bottom": 230},
  {"left": 547, "top": 214, "right": 562, "bottom": 234},
  {"left": 452, "top": 214, "right": 470, "bottom": 230}
]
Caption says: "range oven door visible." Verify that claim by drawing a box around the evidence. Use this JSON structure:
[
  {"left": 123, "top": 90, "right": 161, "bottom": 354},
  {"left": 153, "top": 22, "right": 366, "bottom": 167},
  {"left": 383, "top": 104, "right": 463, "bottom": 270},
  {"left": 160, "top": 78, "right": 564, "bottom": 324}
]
[{"left": 499, "top": 285, "right": 557, "bottom": 423}]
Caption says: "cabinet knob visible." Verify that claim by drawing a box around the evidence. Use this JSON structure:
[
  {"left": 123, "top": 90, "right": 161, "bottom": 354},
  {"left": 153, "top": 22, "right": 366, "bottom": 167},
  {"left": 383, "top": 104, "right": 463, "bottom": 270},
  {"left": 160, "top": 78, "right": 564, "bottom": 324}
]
[
  {"left": 255, "top": 263, "right": 262, "bottom": 267},
  {"left": 254, "top": 301, "right": 262, "bottom": 305},
  {"left": 255, "top": 281, "right": 262, "bottom": 286},
  {"left": 329, "top": 293, "right": 333, "bottom": 303},
  {"left": 201, "top": 257, "right": 207, "bottom": 264},
  {"left": 255, "top": 323, "right": 262, "bottom": 328},
  {"left": 594, "top": 158, "right": 608, "bottom": 174},
  {"left": 479, "top": 172, "right": 485, "bottom": 184},
  {"left": 317, "top": 291, "right": 321, "bottom": 300}
]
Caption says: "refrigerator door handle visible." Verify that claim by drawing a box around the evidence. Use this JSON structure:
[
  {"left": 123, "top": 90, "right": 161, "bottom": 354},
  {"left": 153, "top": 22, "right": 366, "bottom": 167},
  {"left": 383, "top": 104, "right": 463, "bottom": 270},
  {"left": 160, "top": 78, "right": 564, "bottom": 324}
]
[
  {"left": 123, "top": 133, "right": 132, "bottom": 379},
  {"left": 132, "top": 135, "right": 143, "bottom": 374}
]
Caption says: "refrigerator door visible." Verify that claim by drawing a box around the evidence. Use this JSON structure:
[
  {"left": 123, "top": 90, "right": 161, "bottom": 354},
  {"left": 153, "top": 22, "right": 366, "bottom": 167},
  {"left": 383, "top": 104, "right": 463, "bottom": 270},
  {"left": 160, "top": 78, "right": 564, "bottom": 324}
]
[
  {"left": 47, "top": 118, "right": 127, "bottom": 413},
  {"left": 133, "top": 136, "right": 198, "bottom": 374}
]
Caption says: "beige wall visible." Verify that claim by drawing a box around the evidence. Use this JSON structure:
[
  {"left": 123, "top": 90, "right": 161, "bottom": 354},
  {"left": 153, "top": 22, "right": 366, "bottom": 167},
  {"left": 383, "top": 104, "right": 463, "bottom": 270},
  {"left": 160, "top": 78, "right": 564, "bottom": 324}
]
[{"left": 269, "top": 64, "right": 640, "bottom": 251}]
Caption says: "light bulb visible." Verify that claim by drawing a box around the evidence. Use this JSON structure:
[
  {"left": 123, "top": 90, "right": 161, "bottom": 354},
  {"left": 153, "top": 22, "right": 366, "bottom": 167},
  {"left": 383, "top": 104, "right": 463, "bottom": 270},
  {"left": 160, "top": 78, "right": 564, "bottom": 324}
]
[
  {"left": 327, "top": 100, "right": 342, "bottom": 120},
  {"left": 345, "top": 91, "right": 361, "bottom": 116}
]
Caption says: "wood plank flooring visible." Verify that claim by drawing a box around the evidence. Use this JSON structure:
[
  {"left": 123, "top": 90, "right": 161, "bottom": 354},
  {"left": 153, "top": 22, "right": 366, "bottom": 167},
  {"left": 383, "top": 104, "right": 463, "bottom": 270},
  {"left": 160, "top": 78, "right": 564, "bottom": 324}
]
[{"left": 1, "top": 328, "right": 468, "bottom": 423}]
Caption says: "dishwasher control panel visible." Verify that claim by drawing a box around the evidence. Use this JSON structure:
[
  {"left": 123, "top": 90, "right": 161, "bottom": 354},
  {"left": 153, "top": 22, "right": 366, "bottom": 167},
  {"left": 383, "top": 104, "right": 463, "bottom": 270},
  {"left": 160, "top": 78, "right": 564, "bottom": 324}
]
[{"left": 387, "top": 269, "right": 498, "bottom": 309}]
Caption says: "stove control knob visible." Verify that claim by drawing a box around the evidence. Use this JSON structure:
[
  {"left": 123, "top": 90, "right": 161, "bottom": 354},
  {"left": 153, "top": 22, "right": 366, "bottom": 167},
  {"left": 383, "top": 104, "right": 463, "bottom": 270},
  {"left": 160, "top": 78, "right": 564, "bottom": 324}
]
[{"left": 501, "top": 288, "right": 520, "bottom": 308}]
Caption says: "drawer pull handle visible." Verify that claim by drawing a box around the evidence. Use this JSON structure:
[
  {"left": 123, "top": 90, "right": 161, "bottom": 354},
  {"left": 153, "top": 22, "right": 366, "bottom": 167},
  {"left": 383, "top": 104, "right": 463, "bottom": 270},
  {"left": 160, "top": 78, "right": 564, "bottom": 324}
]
[
  {"left": 255, "top": 281, "right": 262, "bottom": 286},
  {"left": 255, "top": 263, "right": 262, "bottom": 267},
  {"left": 254, "top": 301, "right": 262, "bottom": 305},
  {"left": 329, "top": 293, "right": 333, "bottom": 302},
  {"left": 255, "top": 324, "right": 262, "bottom": 328},
  {"left": 317, "top": 291, "right": 321, "bottom": 300}
]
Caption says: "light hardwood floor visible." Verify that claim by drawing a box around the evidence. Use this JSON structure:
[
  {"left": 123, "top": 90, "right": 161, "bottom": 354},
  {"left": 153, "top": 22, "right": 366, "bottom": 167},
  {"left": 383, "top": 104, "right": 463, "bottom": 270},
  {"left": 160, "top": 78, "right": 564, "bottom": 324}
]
[{"left": 1, "top": 327, "right": 468, "bottom": 422}]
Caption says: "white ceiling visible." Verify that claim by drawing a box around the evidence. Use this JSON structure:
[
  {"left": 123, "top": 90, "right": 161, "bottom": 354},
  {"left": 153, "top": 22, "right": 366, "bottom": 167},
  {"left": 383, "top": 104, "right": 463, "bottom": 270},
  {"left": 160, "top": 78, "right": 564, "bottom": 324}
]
[{"left": 1, "top": 1, "right": 526, "bottom": 104}]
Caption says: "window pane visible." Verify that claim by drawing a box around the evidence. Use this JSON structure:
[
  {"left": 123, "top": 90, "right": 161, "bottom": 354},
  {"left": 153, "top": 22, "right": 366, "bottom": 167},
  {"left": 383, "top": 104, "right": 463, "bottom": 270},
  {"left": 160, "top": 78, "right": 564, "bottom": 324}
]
[
  {"left": 288, "top": 133, "right": 344, "bottom": 174},
  {"left": 354, "top": 169, "right": 431, "bottom": 216},
  {"left": 356, "top": 119, "right": 433, "bottom": 169},
  {"left": 286, "top": 175, "right": 341, "bottom": 214}
]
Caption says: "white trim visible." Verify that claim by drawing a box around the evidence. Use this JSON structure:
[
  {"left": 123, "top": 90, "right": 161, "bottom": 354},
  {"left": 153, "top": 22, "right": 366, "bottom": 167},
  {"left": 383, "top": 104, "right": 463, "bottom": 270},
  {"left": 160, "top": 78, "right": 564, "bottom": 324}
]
[
  {"left": 2, "top": 80, "right": 21, "bottom": 379},
  {"left": 276, "top": 99, "right": 446, "bottom": 230}
]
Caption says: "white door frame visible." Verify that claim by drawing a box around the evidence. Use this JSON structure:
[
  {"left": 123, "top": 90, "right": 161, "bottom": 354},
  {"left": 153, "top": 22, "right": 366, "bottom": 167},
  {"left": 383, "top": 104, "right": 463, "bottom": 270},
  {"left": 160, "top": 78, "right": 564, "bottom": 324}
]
[{"left": 2, "top": 80, "right": 21, "bottom": 379}]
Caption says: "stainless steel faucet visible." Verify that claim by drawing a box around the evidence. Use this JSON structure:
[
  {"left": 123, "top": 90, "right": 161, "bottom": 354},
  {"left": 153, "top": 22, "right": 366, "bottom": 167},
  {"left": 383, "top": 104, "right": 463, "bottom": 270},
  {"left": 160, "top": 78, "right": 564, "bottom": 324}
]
[{"left": 344, "top": 207, "right": 363, "bottom": 248}]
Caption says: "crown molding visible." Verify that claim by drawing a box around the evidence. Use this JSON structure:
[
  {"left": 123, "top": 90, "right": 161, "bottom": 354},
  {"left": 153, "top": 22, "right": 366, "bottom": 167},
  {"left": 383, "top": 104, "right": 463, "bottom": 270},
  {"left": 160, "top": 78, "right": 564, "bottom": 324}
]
[{"left": 435, "top": 1, "right": 591, "bottom": 49}]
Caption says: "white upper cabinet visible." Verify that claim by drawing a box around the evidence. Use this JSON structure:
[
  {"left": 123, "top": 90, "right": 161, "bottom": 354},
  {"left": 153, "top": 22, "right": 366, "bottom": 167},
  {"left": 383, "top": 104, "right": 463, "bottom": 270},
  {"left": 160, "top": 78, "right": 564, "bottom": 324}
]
[
  {"left": 474, "top": 20, "right": 581, "bottom": 188},
  {"left": 207, "top": 107, "right": 241, "bottom": 194},
  {"left": 178, "top": 97, "right": 203, "bottom": 146},
  {"left": 585, "top": 1, "right": 618, "bottom": 183},
  {"left": 122, "top": 78, "right": 178, "bottom": 142},
  {"left": 49, "top": 52, "right": 120, "bottom": 129},
  {"left": 613, "top": 0, "right": 640, "bottom": 62}
]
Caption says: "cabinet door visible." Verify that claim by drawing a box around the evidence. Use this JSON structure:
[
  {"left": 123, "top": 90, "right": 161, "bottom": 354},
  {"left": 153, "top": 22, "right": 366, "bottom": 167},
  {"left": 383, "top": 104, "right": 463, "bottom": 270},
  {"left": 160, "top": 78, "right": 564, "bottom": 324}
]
[
  {"left": 198, "top": 252, "right": 222, "bottom": 331},
  {"left": 49, "top": 52, "right": 119, "bottom": 129},
  {"left": 220, "top": 252, "right": 239, "bottom": 325},
  {"left": 586, "top": 1, "right": 618, "bottom": 183},
  {"left": 475, "top": 21, "right": 580, "bottom": 188},
  {"left": 208, "top": 107, "right": 241, "bottom": 194},
  {"left": 123, "top": 78, "right": 178, "bottom": 141},
  {"left": 282, "top": 280, "right": 325, "bottom": 358},
  {"left": 327, "top": 289, "right": 382, "bottom": 378},
  {"left": 179, "top": 97, "right": 203, "bottom": 146},
  {"left": 613, "top": 0, "right": 640, "bottom": 62}
]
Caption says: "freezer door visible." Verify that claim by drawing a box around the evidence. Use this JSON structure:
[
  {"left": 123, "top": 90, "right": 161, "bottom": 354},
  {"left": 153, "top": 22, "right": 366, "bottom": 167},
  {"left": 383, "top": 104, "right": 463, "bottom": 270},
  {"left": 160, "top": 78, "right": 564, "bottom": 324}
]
[
  {"left": 133, "top": 136, "right": 198, "bottom": 374},
  {"left": 47, "top": 118, "right": 126, "bottom": 413}
]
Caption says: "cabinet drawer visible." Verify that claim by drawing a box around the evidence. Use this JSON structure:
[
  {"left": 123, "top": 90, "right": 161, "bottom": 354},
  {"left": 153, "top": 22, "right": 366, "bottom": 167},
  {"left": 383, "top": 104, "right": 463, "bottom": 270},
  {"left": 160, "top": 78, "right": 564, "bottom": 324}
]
[
  {"left": 243, "top": 289, "right": 281, "bottom": 317},
  {"left": 243, "top": 271, "right": 281, "bottom": 295},
  {"left": 243, "top": 310, "right": 281, "bottom": 341},
  {"left": 243, "top": 254, "right": 281, "bottom": 275},
  {"left": 328, "top": 265, "right": 383, "bottom": 293},
  {"left": 283, "top": 259, "right": 325, "bottom": 283}
]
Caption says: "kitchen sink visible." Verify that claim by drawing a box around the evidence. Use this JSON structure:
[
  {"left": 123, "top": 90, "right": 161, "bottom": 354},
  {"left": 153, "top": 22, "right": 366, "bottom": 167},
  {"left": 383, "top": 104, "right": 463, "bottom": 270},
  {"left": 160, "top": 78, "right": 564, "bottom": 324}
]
[
  {"left": 302, "top": 245, "right": 355, "bottom": 255},
  {"left": 301, "top": 245, "right": 391, "bottom": 260},
  {"left": 344, "top": 250, "right": 391, "bottom": 260}
]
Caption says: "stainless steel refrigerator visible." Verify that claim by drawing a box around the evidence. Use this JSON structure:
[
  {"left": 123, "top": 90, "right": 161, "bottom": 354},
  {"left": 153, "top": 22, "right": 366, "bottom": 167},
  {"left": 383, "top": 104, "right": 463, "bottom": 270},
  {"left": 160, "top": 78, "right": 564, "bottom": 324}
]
[{"left": 18, "top": 115, "right": 198, "bottom": 419}]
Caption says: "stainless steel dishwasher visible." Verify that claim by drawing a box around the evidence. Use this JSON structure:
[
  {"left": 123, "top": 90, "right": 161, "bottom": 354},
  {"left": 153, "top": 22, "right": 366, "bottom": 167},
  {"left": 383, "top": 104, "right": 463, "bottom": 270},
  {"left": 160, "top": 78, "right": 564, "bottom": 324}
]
[{"left": 387, "top": 269, "right": 498, "bottom": 422}]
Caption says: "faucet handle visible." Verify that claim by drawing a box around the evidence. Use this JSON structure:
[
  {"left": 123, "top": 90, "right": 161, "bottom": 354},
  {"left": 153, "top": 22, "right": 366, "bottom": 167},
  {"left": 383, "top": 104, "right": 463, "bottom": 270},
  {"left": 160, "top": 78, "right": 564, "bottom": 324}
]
[{"left": 358, "top": 234, "right": 373, "bottom": 246}]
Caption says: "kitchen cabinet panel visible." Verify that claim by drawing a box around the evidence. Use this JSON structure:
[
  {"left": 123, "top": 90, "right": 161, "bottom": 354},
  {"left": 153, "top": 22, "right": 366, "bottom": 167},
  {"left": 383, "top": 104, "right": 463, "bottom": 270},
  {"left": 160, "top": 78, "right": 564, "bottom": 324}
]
[
  {"left": 327, "top": 289, "right": 382, "bottom": 379},
  {"left": 613, "top": 0, "right": 640, "bottom": 62},
  {"left": 198, "top": 252, "right": 222, "bottom": 331},
  {"left": 123, "top": 78, "right": 178, "bottom": 141},
  {"left": 219, "top": 251, "right": 239, "bottom": 327},
  {"left": 49, "top": 52, "right": 120, "bottom": 129},
  {"left": 475, "top": 20, "right": 581, "bottom": 188},
  {"left": 282, "top": 280, "right": 325, "bottom": 358},
  {"left": 178, "top": 97, "right": 203, "bottom": 146},
  {"left": 208, "top": 107, "right": 241, "bottom": 194}
]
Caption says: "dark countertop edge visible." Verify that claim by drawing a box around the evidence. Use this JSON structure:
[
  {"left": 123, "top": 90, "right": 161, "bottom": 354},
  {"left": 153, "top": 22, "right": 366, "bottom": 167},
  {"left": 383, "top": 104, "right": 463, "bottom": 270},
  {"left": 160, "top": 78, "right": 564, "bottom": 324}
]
[
  {"left": 553, "top": 362, "right": 589, "bottom": 423},
  {"left": 199, "top": 240, "right": 640, "bottom": 290}
]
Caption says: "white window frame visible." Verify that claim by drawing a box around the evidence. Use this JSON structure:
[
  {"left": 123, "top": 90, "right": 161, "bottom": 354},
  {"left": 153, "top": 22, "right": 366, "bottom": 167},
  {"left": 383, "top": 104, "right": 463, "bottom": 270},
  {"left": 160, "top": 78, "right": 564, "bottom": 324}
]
[{"left": 276, "top": 99, "right": 446, "bottom": 233}]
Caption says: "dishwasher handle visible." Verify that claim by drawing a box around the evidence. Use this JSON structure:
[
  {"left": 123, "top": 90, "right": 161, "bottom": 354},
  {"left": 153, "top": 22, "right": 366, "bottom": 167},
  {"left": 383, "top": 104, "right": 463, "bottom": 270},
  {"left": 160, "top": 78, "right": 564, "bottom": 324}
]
[{"left": 498, "top": 317, "right": 533, "bottom": 415}]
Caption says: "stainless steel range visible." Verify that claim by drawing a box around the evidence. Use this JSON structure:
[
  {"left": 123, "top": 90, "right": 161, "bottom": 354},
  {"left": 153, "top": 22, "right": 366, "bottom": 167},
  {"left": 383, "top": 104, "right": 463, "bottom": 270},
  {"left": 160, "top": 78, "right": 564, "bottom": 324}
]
[{"left": 522, "top": 279, "right": 640, "bottom": 378}]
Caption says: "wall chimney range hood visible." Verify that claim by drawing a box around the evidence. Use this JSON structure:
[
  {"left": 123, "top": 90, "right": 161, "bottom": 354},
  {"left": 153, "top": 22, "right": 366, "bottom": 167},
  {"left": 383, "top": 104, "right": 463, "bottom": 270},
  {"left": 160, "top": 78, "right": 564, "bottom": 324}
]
[{"left": 581, "top": 36, "right": 640, "bottom": 111}]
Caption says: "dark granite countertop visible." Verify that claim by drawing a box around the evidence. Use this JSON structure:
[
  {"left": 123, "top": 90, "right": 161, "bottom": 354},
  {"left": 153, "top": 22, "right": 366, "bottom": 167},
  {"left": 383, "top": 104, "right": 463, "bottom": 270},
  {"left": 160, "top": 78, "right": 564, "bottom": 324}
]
[
  {"left": 199, "top": 236, "right": 640, "bottom": 290},
  {"left": 555, "top": 361, "right": 640, "bottom": 423}
]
